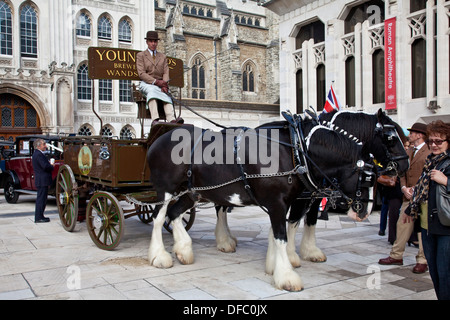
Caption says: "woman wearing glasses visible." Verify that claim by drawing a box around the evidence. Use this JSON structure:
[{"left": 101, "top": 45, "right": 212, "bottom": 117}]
[{"left": 405, "top": 120, "right": 450, "bottom": 300}]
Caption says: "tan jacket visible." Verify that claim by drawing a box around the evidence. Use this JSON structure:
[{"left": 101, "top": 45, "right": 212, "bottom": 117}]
[
  {"left": 136, "top": 49, "right": 170, "bottom": 84},
  {"left": 400, "top": 144, "right": 431, "bottom": 200}
]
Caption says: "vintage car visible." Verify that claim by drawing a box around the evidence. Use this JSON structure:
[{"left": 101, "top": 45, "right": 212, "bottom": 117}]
[{"left": 0, "top": 135, "right": 64, "bottom": 203}]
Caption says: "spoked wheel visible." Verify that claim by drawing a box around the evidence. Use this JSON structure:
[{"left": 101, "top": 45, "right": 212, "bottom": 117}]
[
  {"left": 56, "top": 165, "right": 79, "bottom": 232},
  {"left": 136, "top": 204, "right": 154, "bottom": 224},
  {"left": 163, "top": 207, "right": 196, "bottom": 233},
  {"left": 87, "top": 191, "right": 124, "bottom": 250}
]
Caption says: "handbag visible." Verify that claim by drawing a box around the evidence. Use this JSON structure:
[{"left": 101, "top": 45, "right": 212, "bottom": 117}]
[
  {"left": 435, "top": 158, "right": 450, "bottom": 226},
  {"left": 377, "top": 175, "right": 396, "bottom": 187},
  {"left": 436, "top": 184, "right": 450, "bottom": 226}
]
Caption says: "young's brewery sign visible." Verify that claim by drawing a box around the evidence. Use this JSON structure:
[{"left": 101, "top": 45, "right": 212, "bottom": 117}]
[{"left": 87, "top": 47, "right": 184, "bottom": 88}]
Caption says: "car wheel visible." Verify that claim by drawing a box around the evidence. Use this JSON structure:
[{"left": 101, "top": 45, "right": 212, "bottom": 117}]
[{"left": 4, "top": 179, "right": 19, "bottom": 204}]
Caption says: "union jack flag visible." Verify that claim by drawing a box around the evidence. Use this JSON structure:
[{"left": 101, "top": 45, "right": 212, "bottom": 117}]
[{"left": 323, "top": 85, "right": 341, "bottom": 113}]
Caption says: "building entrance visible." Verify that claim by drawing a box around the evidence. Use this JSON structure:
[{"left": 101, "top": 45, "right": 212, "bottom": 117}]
[{"left": 0, "top": 93, "right": 42, "bottom": 142}]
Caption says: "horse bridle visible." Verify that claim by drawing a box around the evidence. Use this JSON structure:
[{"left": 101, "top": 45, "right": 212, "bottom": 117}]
[
  {"left": 374, "top": 123, "right": 409, "bottom": 176},
  {"left": 351, "top": 159, "right": 376, "bottom": 214}
]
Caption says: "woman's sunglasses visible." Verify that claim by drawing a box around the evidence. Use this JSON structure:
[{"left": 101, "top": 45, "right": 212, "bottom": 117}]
[{"left": 427, "top": 139, "right": 447, "bottom": 146}]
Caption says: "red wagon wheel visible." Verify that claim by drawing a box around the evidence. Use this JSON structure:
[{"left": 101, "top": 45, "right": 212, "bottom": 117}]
[
  {"left": 56, "top": 165, "right": 79, "bottom": 232},
  {"left": 86, "top": 191, "right": 124, "bottom": 250}
]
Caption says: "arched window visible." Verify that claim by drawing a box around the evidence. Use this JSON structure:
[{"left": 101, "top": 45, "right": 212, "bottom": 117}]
[
  {"left": 344, "top": 0, "right": 385, "bottom": 34},
  {"left": 345, "top": 56, "right": 355, "bottom": 107},
  {"left": 372, "top": 49, "right": 385, "bottom": 104},
  {"left": 120, "top": 126, "right": 134, "bottom": 139},
  {"left": 0, "top": 1, "right": 13, "bottom": 55},
  {"left": 316, "top": 64, "right": 326, "bottom": 111},
  {"left": 20, "top": 4, "right": 38, "bottom": 58},
  {"left": 0, "top": 94, "right": 40, "bottom": 134},
  {"left": 78, "top": 124, "right": 93, "bottom": 136},
  {"left": 411, "top": 38, "right": 426, "bottom": 98},
  {"left": 77, "top": 64, "right": 91, "bottom": 100},
  {"left": 243, "top": 63, "right": 255, "bottom": 92},
  {"left": 119, "top": 80, "right": 132, "bottom": 102},
  {"left": 191, "top": 57, "right": 206, "bottom": 99},
  {"left": 410, "top": 0, "right": 426, "bottom": 13},
  {"left": 101, "top": 125, "right": 114, "bottom": 137},
  {"left": 98, "top": 16, "right": 112, "bottom": 40},
  {"left": 99, "top": 79, "right": 113, "bottom": 101},
  {"left": 76, "top": 12, "right": 91, "bottom": 37},
  {"left": 118, "top": 19, "right": 132, "bottom": 43},
  {"left": 295, "top": 20, "right": 325, "bottom": 50}
]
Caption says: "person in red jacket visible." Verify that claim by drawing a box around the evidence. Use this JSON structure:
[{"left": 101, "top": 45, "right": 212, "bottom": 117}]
[{"left": 31, "top": 138, "right": 54, "bottom": 223}]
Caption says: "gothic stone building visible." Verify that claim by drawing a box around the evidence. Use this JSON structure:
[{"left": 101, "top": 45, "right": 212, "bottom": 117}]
[
  {"left": 0, "top": 0, "right": 279, "bottom": 143},
  {"left": 264, "top": 0, "right": 450, "bottom": 128}
]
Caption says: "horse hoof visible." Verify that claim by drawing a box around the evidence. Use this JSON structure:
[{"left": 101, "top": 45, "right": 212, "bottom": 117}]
[
  {"left": 217, "top": 243, "right": 237, "bottom": 253},
  {"left": 289, "top": 256, "right": 302, "bottom": 268},
  {"left": 310, "top": 257, "right": 327, "bottom": 263},
  {"left": 282, "top": 283, "right": 304, "bottom": 292},
  {"left": 149, "top": 252, "right": 173, "bottom": 268},
  {"left": 176, "top": 252, "right": 194, "bottom": 265},
  {"left": 276, "top": 277, "right": 304, "bottom": 292}
]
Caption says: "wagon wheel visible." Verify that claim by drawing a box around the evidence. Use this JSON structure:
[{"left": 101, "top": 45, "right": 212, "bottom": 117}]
[
  {"left": 163, "top": 207, "right": 196, "bottom": 233},
  {"left": 56, "top": 165, "right": 79, "bottom": 232},
  {"left": 136, "top": 204, "right": 154, "bottom": 224},
  {"left": 86, "top": 191, "right": 124, "bottom": 250}
]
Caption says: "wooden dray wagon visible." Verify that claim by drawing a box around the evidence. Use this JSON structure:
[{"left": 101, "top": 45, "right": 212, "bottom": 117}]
[
  {"left": 56, "top": 124, "right": 195, "bottom": 250},
  {"left": 56, "top": 47, "right": 193, "bottom": 250}
]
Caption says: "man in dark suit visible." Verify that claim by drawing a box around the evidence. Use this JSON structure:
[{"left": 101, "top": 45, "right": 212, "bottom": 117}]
[
  {"left": 379, "top": 122, "right": 430, "bottom": 273},
  {"left": 32, "top": 138, "right": 54, "bottom": 223}
]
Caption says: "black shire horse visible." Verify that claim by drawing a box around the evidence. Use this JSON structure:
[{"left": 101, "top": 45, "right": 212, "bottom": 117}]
[
  {"left": 286, "top": 108, "right": 409, "bottom": 265},
  {"left": 146, "top": 121, "right": 374, "bottom": 291}
]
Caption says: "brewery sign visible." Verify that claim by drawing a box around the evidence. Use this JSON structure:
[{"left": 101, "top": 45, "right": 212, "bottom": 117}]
[{"left": 87, "top": 47, "right": 184, "bottom": 88}]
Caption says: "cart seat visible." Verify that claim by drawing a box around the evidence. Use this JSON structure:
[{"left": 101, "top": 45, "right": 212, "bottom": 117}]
[{"left": 132, "top": 83, "right": 173, "bottom": 121}]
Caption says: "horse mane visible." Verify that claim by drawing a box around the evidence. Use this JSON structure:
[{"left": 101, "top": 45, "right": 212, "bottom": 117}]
[
  {"left": 306, "top": 125, "right": 361, "bottom": 164},
  {"left": 321, "top": 109, "right": 406, "bottom": 144}
]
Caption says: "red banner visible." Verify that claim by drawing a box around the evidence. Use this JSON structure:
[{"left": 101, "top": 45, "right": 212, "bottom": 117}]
[{"left": 384, "top": 17, "right": 396, "bottom": 110}]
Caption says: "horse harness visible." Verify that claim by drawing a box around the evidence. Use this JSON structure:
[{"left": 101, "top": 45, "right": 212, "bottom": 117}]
[
  {"left": 282, "top": 111, "right": 375, "bottom": 213},
  {"left": 182, "top": 111, "right": 374, "bottom": 215}
]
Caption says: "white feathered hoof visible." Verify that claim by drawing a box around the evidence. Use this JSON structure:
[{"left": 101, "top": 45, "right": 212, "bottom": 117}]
[
  {"left": 172, "top": 216, "right": 195, "bottom": 265},
  {"left": 174, "top": 244, "right": 194, "bottom": 265},
  {"left": 273, "top": 270, "right": 304, "bottom": 292},
  {"left": 217, "top": 237, "right": 237, "bottom": 253},
  {"left": 149, "top": 250, "right": 173, "bottom": 269},
  {"left": 300, "top": 247, "right": 327, "bottom": 263},
  {"left": 288, "top": 252, "right": 302, "bottom": 268}
]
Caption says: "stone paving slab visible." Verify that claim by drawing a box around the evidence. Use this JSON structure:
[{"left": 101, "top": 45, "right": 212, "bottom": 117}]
[{"left": 0, "top": 193, "right": 437, "bottom": 301}]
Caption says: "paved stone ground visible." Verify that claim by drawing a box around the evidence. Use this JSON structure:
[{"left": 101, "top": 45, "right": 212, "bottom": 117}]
[{"left": 0, "top": 192, "right": 436, "bottom": 301}]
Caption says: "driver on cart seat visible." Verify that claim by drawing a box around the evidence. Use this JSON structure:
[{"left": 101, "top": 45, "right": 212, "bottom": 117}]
[{"left": 136, "top": 30, "right": 176, "bottom": 123}]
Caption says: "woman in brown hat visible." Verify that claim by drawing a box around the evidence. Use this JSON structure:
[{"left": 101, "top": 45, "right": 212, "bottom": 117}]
[{"left": 136, "top": 31, "right": 175, "bottom": 122}]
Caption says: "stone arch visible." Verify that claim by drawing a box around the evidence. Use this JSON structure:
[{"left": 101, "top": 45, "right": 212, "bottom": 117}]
[{"left": 0, "top": 83, "right": 50, "bottom": 129}]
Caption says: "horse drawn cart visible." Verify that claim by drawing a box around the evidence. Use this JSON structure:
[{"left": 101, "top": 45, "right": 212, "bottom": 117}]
[
  {"left": 55, "top": 47, "right": 194, "bottom": 250},
  {"left": 56, "top": 124, "right": 195, "bottom": 250}
]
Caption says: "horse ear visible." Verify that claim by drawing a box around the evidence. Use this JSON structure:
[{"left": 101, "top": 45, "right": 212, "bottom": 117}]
[{"left": 376, "top": 108, "right": 384, "bottom": 121}]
